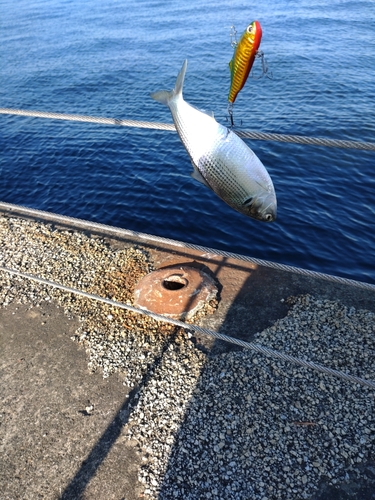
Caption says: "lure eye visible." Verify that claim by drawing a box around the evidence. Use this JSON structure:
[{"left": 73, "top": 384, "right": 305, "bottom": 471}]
[{"left": 246, "top": 24, "right": 254, "bottom": 34}]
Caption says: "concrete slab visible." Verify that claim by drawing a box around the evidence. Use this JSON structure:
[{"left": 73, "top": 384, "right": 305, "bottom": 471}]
[{"left": 0, "top": 301, "right": 141, "bottom": 500}]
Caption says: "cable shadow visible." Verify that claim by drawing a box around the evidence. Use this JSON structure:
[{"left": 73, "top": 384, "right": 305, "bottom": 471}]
[{"left": 59, "top": 327, "right": 181, "bottom": 500}]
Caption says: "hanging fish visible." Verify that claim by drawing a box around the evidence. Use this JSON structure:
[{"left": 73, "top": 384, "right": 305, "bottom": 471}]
[
  {"left": 151, "top": 60, "right": 277, "bottom": 222},
  {"left": 228, "top": 20, "right": 263, "bottom": 105}
]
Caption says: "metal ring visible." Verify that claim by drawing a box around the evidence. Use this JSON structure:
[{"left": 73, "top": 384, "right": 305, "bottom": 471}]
[{"left": 133, "top": 265, "right": 218, "bottom": 320}]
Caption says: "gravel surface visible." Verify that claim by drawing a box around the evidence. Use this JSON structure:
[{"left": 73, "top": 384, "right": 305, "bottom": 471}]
[
  {"left": 156, "top": 295, "right": 375, "bottom": 499},
  {"left": 1, "top": 214, "right": 374, "bottom": 499}
]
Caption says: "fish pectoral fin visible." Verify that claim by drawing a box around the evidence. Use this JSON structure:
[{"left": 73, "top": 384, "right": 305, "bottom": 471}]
[{"left": 191, "top": 163, "right": 211, "bottom": 188}]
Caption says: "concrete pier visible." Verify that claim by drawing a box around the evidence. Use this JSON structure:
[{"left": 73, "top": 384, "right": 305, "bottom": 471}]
[{"left": 1, "top": 203, "right": 374, "bottom": 500}]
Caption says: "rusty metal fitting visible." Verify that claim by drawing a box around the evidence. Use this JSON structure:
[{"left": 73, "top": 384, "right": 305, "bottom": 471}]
[{"left": 133, "top": 265, "right": 218, "bottom": 320}]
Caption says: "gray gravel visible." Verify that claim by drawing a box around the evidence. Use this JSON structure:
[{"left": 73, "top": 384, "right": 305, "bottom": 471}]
[
  {"left": 130, "top": 295, "right": 375, "bottom": 500},
  {"left": 1, "top": 214, "right": 375, "bottom": 499}
]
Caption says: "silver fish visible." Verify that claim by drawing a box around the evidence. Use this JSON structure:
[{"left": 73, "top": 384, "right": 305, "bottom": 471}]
[{"left": 151, "top": 60, "right": 277, "bottom": 222}]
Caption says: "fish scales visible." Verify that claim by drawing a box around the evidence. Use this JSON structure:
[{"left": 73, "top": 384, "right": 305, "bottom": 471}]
[
  {"left": 151, "top": 60, "right": 276, "bottom": 222},
  {"left": 175, "top": 112, "right": 252, "bottom": 204},
  {"left": 198, "top": 133, "right": 257, "bottom": 204}
]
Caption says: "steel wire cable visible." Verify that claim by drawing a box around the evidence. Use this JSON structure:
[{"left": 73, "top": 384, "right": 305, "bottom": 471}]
[
  {"left": 1, "top": 264, "right": 374, "bottom": 390},
  {"left": 1, "top": 107, "right": 375, "bottom": 151},
  {"left": 1, "top": 201, "right": 375, "bottom": 294}
]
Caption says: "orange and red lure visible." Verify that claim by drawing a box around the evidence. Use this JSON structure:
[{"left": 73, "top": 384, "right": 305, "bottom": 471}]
[{"left": 228, "top": 20, "right": 263, "bottom": 105}]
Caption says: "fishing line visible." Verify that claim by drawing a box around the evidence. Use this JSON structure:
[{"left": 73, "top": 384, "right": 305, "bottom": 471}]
[{"left": 227, "top": 25, "right": 237, "bottom": 127}]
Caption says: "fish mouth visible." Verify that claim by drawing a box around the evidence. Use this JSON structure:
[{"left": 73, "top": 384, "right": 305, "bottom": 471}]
[{"left": 243, "top": 194, "right": 277, "bottom": 222}]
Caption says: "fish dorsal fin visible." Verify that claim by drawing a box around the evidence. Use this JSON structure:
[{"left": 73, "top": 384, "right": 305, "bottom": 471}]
[
  {"left": 175, "top": 59, "right": 188, "bottom": 97},
  {"left": 191, "top": 162, "right": 211, "bottom": 188}
]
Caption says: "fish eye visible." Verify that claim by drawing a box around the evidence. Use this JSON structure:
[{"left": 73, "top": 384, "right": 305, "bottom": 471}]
[
  {"left": 264, "top": 214, "right": 274, "bottom": 222},
  {"left": 246, "top": 24, "right": 254, "bottom": 33}
]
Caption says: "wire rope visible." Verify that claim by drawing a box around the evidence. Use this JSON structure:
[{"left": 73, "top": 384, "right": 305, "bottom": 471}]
[
  {"left": 1, "top": 264, "right": 374, "bottom": 390},
  {"left": 1, "top": 107, "right": 375, "bottom": 151}
]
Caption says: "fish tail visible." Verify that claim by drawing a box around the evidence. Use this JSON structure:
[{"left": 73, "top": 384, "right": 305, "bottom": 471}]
[{"left": 150, "top": 60, "right": 187, "bottom": 105}]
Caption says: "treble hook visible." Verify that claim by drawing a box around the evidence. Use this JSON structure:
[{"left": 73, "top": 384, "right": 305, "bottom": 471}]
[
  {"left": 227, "top": 102, "right": 234, "bottom": 127},
  {"left": 251, "top": 51, "right": 273, "bottom": 80},
  {"left": 230, "top": 25, "right": 238, "bottom": 48}
]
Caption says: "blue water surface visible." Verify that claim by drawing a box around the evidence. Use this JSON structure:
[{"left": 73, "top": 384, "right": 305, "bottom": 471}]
[{"left": 1, "top": 0, "right": 374, "bottom": 283}]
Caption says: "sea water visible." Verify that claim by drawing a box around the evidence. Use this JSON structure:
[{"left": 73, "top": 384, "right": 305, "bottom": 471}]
[{"left": 1, "top": 0, "right": 374, "bottom": 283}]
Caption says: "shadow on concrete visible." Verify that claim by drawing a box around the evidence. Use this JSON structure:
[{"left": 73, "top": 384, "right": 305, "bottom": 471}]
[
  {"left": 56, "top": 255, "right": 375, "bottom": 499},
  {"left": 1, "top": 301, "right": 140, "bottom": 499},
  {"left": 59, "top": 327, "right": 180, "bottom": 500},
  {"left": 155, "top": 261, "right": 375, "bottom": 499}
]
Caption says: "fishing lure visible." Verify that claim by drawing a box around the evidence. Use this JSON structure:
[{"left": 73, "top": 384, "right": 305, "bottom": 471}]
[
  {"left": 228, "top": 20, "right": 269, "bottom": 126},
  {"left": 228, "top": 21, "right": 263, "bottom": 105}
]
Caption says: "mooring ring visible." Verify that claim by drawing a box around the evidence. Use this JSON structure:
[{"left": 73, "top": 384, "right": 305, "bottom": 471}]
[{"left": 133, "top": 265, "right": 218, "bottom": 320}]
